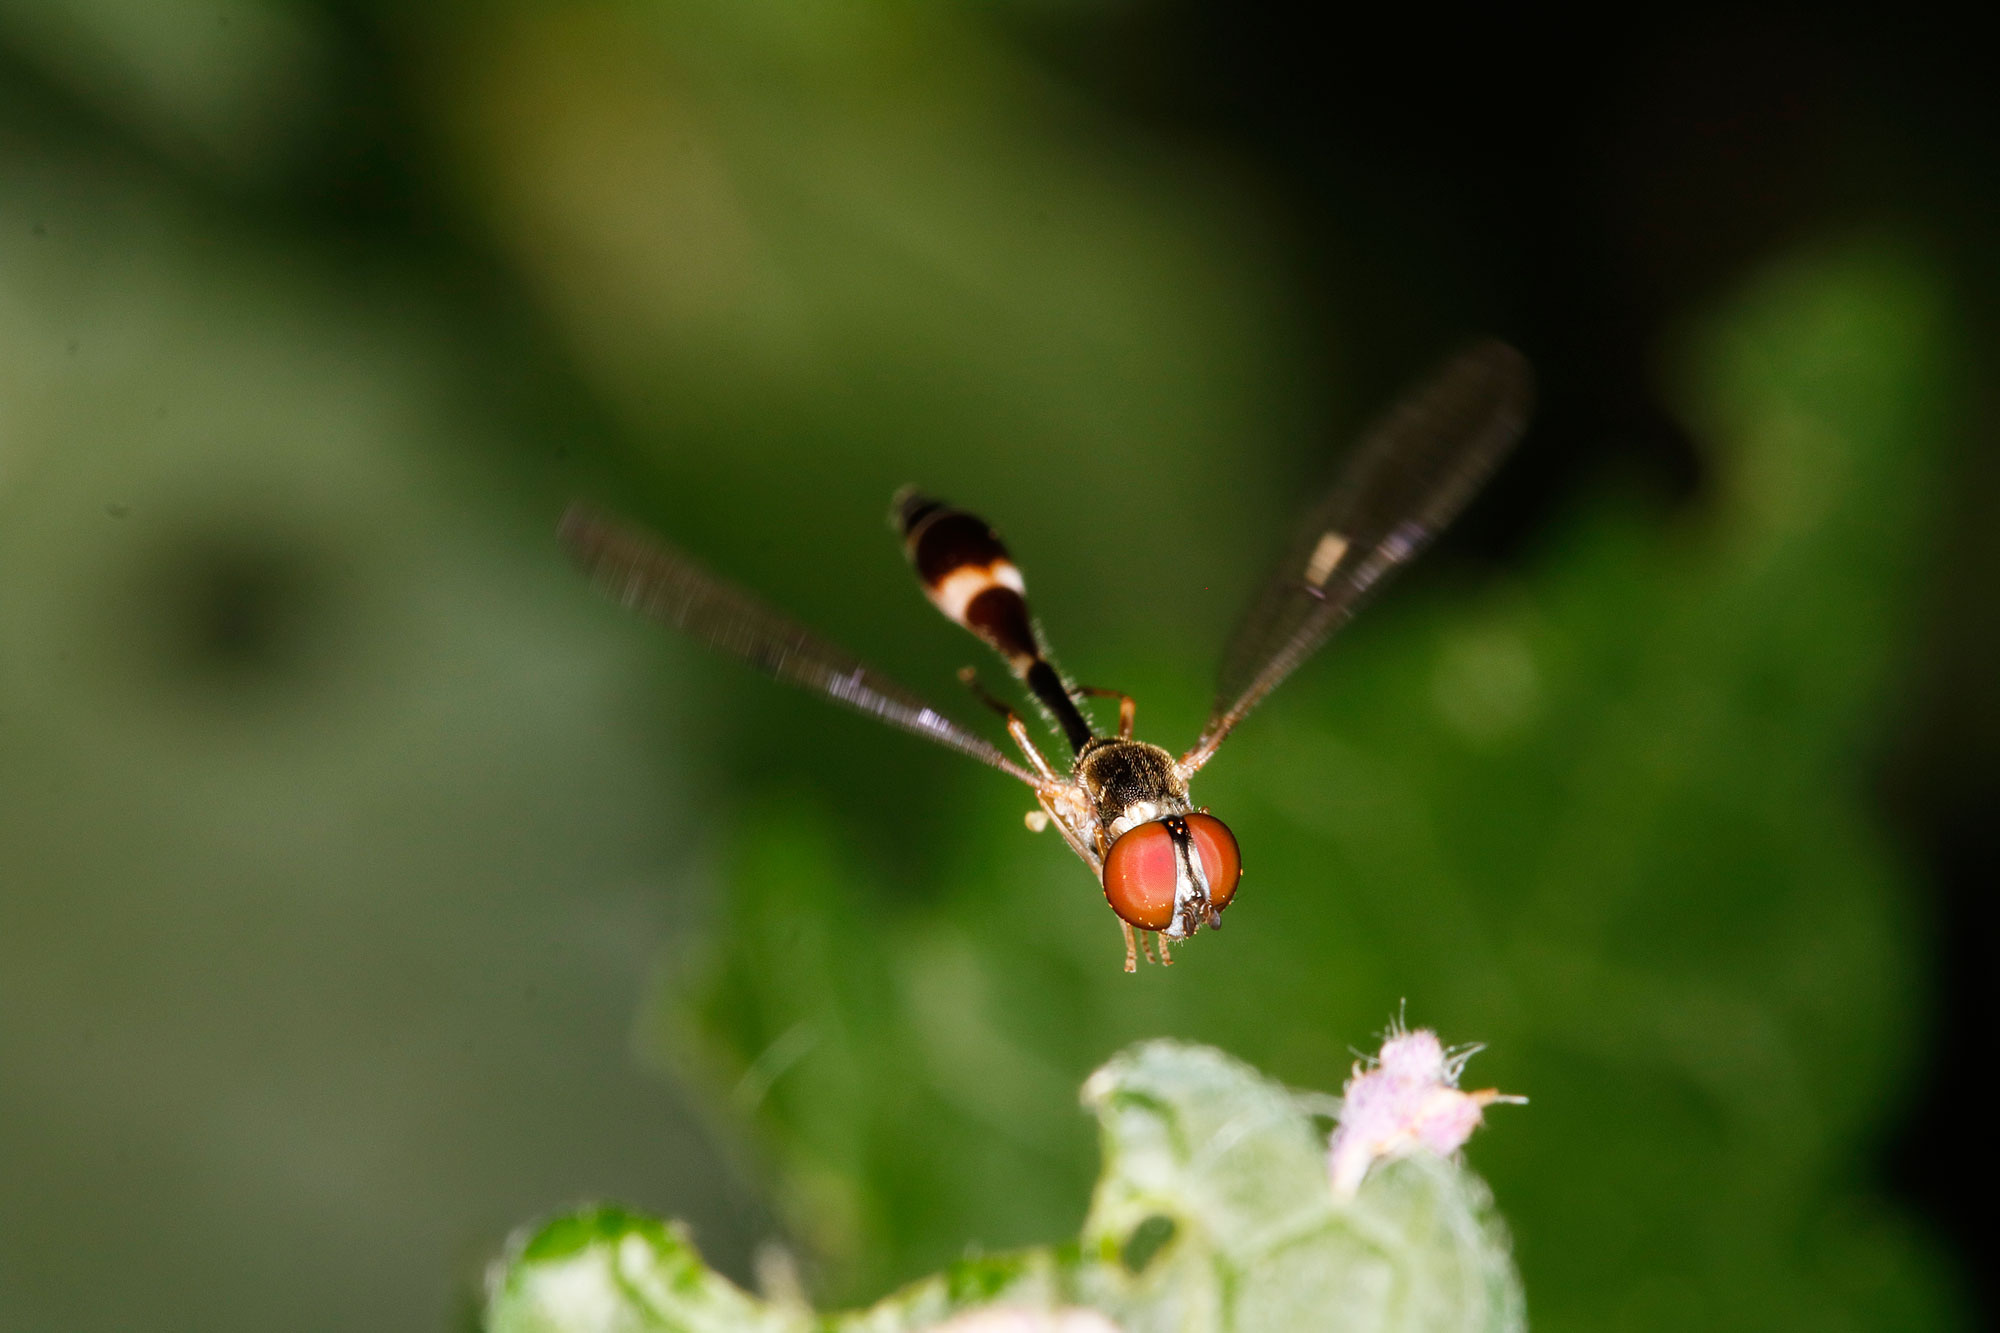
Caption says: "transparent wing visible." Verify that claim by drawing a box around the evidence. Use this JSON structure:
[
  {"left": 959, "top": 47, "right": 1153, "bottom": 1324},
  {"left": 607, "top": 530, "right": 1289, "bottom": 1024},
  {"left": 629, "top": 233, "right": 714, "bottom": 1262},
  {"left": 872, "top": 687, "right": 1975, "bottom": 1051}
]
[
  {"left": 1184, "top": 341, "right": 1534, "bottom": 772},
  {"left": 560, "top": 504, "right": 1039, "bottom": 786}
]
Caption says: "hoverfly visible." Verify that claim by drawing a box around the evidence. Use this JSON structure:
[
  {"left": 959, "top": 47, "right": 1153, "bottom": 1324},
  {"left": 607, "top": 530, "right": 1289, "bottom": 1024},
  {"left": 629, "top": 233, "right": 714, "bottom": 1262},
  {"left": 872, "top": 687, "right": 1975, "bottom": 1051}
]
[{"left": 561, "top": 342, "right": 1532, "bottom": 970}]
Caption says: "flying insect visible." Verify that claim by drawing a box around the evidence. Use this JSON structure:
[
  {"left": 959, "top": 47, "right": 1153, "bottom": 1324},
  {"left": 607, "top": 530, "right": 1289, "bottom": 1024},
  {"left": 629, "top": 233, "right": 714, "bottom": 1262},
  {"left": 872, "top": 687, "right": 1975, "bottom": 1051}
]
[{"left": 561, "top": 341, "right": 1533, "bottom": 970}]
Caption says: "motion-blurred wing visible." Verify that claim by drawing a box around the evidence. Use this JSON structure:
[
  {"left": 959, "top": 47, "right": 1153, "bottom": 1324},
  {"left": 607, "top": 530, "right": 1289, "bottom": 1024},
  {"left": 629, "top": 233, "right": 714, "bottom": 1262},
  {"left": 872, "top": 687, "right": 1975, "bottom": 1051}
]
[
  {"left": 1184, "top": 341, "right": 1533, "bottom": 772},
  {"left": 561, "top": 504, "right": 1039, "bottom": 786}
]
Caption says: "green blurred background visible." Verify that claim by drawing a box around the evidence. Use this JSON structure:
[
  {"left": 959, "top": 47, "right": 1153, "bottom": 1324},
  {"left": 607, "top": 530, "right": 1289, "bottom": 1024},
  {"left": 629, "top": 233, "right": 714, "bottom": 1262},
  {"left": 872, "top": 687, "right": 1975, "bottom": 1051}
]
[{"left": 2, "top": 4, "right": 1993, "bottom": 1331}]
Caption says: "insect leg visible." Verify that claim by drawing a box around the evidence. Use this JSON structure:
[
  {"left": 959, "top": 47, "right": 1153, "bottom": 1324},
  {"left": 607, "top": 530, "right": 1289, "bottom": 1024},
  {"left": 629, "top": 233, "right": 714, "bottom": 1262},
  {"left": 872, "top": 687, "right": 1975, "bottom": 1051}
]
[
  {"left": 1007, "top": 719, "right": 1064, "bottom": 785},
  {"left": 1077, "top": 686, "right": 1136, "bottom": 739},
  {"left": 1120, "top": 921, "right": 1138, "bottom": 973},
  {"left": 958, "top": 665, "right": 1016, "bottom": 718},
  {"left": 959, "top": 667, "right": 1062, "bottom": 783}
]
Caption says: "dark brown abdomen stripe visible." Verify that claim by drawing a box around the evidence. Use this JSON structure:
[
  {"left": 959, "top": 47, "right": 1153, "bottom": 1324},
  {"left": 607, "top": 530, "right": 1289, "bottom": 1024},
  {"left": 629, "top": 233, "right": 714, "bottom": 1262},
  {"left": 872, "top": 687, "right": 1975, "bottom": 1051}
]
[{"left": 894, "top": 489, "right": 1094, "bottom": 752}]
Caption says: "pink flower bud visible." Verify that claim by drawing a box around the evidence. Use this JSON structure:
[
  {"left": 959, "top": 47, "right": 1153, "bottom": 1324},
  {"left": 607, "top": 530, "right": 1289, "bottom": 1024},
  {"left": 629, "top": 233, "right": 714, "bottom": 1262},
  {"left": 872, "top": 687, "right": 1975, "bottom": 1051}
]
[{"left": 1327, "top": 1025, "right": 1523, "bottom": 1199}]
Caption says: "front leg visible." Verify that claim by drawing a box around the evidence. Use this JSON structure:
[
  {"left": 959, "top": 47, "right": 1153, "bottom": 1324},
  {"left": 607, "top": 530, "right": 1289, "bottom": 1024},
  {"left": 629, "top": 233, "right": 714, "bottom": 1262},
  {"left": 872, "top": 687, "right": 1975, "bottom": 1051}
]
[
  {"left": 1078, "top": 686, "right": 1136, "bottom": 739},
  {"left": 1117, "top": 925, "right": 1176, "bottom": 970},
  {"left": 960, "top": 666, "right": 1062, "bottom": 783}
]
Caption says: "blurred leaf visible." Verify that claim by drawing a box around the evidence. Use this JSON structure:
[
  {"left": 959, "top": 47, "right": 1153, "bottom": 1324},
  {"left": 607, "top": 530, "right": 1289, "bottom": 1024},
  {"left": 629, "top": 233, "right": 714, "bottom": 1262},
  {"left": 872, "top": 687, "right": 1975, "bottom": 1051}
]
[
  {"left": 0, "top": 141, "right": 766, "bottom": 1333},
  {"left": 661, "top": 237, "right": 1967, "bottom": 1329},
  {"left": 487, "top": 1208, "right": 800, "bottom": 1333},
  {"left": 0, "top": 0, "right": 333, "bottom": 178},
  {"left": 420, "top": 0, "right": 1303, "bottom": 635},
  {"left": 486, "top": 1041, "right": 1521, "bottom": 1333}
]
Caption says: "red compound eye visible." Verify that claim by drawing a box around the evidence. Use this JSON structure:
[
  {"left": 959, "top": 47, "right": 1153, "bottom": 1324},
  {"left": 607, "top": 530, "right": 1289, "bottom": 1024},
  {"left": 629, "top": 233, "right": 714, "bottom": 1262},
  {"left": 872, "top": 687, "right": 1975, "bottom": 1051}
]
[
  {"left": 1102, "top": 821, "right": 1177, "bottom": 930},
  {"left": 1185, "top": 813, "right": 1241, "bottom": 911},
  {"left": 1102, "top": 815, "right": 1243, "bottom": 931}
]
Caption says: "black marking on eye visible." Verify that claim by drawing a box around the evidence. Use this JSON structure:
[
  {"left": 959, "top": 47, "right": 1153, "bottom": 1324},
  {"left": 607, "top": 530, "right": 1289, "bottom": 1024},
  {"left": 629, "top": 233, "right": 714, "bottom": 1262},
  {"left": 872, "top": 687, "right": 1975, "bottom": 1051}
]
[{"left": 1159, "top": 814, "right": 1213, "bottom": 936}]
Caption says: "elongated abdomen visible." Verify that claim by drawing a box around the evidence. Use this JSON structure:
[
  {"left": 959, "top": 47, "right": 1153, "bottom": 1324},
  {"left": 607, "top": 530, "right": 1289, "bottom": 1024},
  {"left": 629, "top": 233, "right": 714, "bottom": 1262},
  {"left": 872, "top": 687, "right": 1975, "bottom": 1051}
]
[{"left": 894, "top": 489, "right": 1093, "bottom": 752}]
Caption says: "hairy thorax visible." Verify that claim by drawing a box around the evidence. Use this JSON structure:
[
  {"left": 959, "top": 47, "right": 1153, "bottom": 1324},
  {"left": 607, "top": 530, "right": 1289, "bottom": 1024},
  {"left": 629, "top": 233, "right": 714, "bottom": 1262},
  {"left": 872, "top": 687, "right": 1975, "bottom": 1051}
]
[{"left": 1074, "top": 738, "right": 1190, "bottom": 845}]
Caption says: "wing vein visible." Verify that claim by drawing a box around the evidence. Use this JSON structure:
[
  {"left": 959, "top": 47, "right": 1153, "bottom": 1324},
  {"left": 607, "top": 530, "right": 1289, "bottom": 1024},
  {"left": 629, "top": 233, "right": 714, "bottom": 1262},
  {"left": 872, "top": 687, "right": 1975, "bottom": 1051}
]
[
  {"left": 1185, "top": 341, "right": 1534, "bottom": 771},
  {"left": 560, "top": 504, "right": 1038, "bottom": 787}
]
